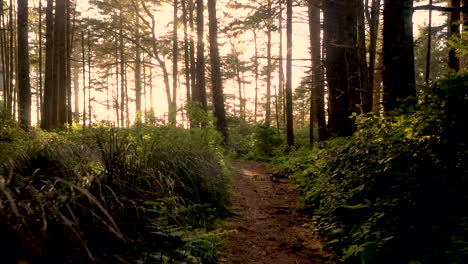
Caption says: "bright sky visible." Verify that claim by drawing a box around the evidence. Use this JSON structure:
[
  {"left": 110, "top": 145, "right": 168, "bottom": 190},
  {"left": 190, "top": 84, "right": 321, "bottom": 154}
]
[{"left": 30, "top": 0, "right": 447, "bottom": 126}]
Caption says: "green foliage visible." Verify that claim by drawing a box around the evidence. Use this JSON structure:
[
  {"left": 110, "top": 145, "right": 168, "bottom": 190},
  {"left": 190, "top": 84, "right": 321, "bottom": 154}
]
[
  {"left": 0, "top": 124, "right": 231, "bottom": 263},
  {"left": 227, "top": 122, "right": 283, "bottom": 161},
  {"left": 272, "top": 74, "right": 468, "bottom": 263}
]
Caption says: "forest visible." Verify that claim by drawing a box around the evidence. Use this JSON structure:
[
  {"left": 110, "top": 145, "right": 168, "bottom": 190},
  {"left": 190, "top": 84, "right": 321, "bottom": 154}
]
[{"left": 0, "top": 0, "right": 467, "bottom": 263}]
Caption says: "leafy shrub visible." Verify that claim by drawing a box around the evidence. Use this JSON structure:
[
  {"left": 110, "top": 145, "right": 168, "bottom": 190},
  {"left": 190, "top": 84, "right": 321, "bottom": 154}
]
[
  {"left": 273, "top": 75, "right": 467, "bottom": 263},
  {"left": 0, "top": 125, "right": 231, "bottom": 263}
]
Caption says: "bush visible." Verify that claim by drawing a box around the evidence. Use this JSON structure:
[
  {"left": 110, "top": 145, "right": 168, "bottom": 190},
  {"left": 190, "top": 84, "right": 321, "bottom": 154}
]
[
  {"left": 272, "top": 75, "right": 467, "bottom": 263},
  {"left": 0, "top": 125, "right": 231, "bottom": 263}
]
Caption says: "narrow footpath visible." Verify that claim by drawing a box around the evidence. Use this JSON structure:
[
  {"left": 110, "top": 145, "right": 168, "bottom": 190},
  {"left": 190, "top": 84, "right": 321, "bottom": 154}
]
[{"left": 220, "top": 160, "right": 331, "bottom": 264}]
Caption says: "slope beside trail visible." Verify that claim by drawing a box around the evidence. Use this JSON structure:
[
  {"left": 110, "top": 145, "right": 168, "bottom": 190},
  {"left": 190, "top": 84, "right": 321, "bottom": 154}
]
[{"left": 220, "top": 160, "right": 331, "bottom": 264}]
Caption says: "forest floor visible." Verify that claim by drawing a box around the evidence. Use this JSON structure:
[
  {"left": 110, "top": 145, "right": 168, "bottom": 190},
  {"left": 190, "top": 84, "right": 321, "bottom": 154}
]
[{"left": 220, "top": 160, "right": 331, "bottom": 264}]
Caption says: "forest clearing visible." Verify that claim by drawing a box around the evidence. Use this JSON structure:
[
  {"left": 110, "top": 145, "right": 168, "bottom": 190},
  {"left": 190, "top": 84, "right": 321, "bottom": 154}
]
[{"left": 1, "top": 0, "right": 467, "bottom": 263}]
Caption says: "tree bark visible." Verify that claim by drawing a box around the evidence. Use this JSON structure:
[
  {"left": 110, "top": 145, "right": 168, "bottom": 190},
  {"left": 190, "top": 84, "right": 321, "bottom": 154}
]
[
  {"left": 195, "top": 0, "right": 207, "bottom": 113},
  {"left": 286, "top": 0, "right": 294, "bottom": 146},
  {"left": 323, "top": 0, "right": 353, "bottom": 137},
  {"left": 208, "top": 0, "right": 228, "bottom": 142},
  {"left": 182, "top": 0, "right": 191, "bottom": 117},
  {"left": 368, "top": 0, "right": 381, "bottom": 112},
  {"left": 17, "top": 0, "right": 31, "bottom": 128},
  {"left": 278, "top": 2, "right": 284, "bottom": 129},
  {"left": 382, "top": 0, "right": 416, "bottom": 112},
  {"left": 358, "top": 0, "right": 371, "bottom": 113},
  {"left": 135, "top": 11, "right": 142, "bottom": 115},
  {"left": 55, "top": 0, "right": 68, "bottom": 127},
  {"left": 265, "top": 0, "right": 272, "bottom": 126},
  {"left": 307, "top": 0, "right": 328, "bottom": 143},
  {"left": 448, "top": 0, "right": 460, "bottom": 71},
  {"left": 171, "top": 0, "right": 179, "bottom": 125},
  {"left": 41, "top": 0, "right": 55, "bottom": 130}
]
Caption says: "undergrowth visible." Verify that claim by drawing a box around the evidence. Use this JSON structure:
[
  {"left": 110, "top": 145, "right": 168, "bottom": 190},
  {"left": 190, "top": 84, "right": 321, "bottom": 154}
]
[
  {"left": 272, "top": 74, "right": 467, "bottom": 263},
  {"left": 0, "top": 122, "right": 231, "bottom": 263}
]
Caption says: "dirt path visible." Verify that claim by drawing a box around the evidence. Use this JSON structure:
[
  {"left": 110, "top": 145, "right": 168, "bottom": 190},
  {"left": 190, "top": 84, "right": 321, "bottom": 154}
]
[{"left": 220, "top": 160, "right": 330, "bottom": 264}]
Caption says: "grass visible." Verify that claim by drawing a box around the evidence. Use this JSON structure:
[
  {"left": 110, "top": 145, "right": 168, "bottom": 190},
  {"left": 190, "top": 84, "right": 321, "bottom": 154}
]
[{"left": 0, "top": 122, "right": 231, "bottom": 263}]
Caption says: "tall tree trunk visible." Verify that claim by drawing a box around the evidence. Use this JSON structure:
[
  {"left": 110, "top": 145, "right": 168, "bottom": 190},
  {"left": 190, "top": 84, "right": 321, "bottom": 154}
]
[
  {"left": 307, "top": 0, "right": 327, "bottom": 143},
  {"left": 448, "top": 0, "right": 460, "bottom": 71},
  {"left": 425, "top": 0, "right": 434, "bottom": 85},
  {"left": 188, "top": 0, "right": 197, "bottom": 110},
  {"left": 135, "top": 12, "right": 142, "bottom": 115},
  {"left": 344, "top": 0, "right": 361, "bottom": 115},
  {"left": 253, "top": 30, "right": 259, "bottom": 122},
  {"left": 373, "top": 51, "right": 384, "bottom": 112},
  {"left": 382, "top": 0, "right": 416, "bottom": 112},
  {"left": 66, "top": 0, "right": 72, "bottom": 125},
  {"left": 114, "top": 39, "right": 119, "bottom": 126},
  {"left": 55, "top": 0, "right": 68, "bottom": 127},
  {"left": 265, "top": 0, "right": 272, "bottom": 126},
  {"left": 286, "top": 0, "right": 294, "bottom": 146},
  {"left": 182, "top": 0, "right": 191, "bottom": 123},
  {"left": 73, "top": 62, "right": 79, "bottom": 122},
  {"left": 357, "top": 0, "right": 371, "bottom": 113},
  {"left": 82, "top": 31, "right": 86, "bottom": 129},
  {"left": 37, "top": 0, "right": 43, "bottom": 124},
  {"left": 17, "top": 0, "right": 31, "bottom": 128},
  {"left": 195, "top": 0, "right": 207, "bottom": 113},
  {"left": 170, "top": 0, "right": 178, "bottom": 125},
  {"left": 8, "top": 0, "right": 14, "bottom": 116},
  {"left": 88, "top": 30, "right": 92, "bottom": 127},
  {"left": 278, "top": 1, "right": 284, "bottom": 131},
  {"left": 41, "top": 0, "right": 54, "bottom": 130},
  {"left": 323, "top": 1, "right": 353, "bottom": 137},
  {"left": 119, "top": 7, "right": 125, "bottom": 127},
  {"left": 368, "top": 0, "right": 381, "bottom": 112},
  {"left": 208, "top": 0, "right": 228, "bottom": 142}
]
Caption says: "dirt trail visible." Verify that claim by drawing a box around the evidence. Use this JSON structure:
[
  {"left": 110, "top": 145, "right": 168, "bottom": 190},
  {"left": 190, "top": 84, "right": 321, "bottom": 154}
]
[{"left": 220, "top": 160, "right": 330, "bottom": 264}]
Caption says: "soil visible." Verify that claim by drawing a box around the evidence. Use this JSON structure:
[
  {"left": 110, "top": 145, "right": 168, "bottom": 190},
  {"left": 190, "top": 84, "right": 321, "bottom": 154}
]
[{"left": 220, "top": 160, "right": 331, "bottom": 264}]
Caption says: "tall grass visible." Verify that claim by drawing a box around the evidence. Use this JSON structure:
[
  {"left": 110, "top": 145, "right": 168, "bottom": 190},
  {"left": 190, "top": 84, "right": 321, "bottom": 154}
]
[{"left": 0, "top": 122, "right": 230, "bottom": 263}]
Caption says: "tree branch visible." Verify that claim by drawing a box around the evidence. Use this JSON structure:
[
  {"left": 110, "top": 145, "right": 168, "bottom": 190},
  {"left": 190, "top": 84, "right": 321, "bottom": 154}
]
[{"left": 414, "top": 5, "right": 468, "bottom": 13}]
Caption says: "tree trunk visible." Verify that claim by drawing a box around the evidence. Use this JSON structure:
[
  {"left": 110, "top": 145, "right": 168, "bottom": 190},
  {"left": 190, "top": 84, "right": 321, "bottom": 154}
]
[
  {"left": 208, "top": 0, "right": 228, "bottom": 142},
  {"left": 278, "top": 2, "right": 284, "bottom": 129},
  {"left": 73, "top": 62, "right": 79, "bottom": 122},
  {"left": 286, "top": 0, "right": 294, "bottom": 146},
  {"left": 373, "top": 51, "right": 384, "bottom": 112},
  {"left": 344, "top": 0, "right": 361, "bottom": 115},
  {"left": 41, "top": 0, "right": 55, "bottom": 130},
  {"left": 66, "top": 0, "right": 72, "bottom": 125},
  {"left": 448, "top": 0, "right": 460, "bottom": 71},
  {"left": 170, "top": 0, "right": 178, "bottom": 125},
  {"left": 55, "top": 0, "right": 68, "bottom": 127},
  {"left": 37, "top": 0, "right": 43, "bottom": 124},
  {"left": 253, "top": 30, "right": 259, "bottom": 122},
  {"left": 188, "top": 0, "right": 197, "bottom": 106},
  {"left": 17, "top": 0, "right": 31, "bottom": 128},
  {"left": 307, "top": 0, "right": 328, "bottom": 143},
  {"left": 135, "top": 11, "right": 142, "bottom": 115},
  {"left": 82, "top": 31, "right": 86, "bottom": 129},
  {"left": 182, "top": 0, "right": 191, "bottom": 118},
  {"left": 382, "top": 0, "right": 416, "bottom": 112},
  {"left": 195, "top": 0, "right": 207, "bottom": 113},
  {"left": 265, "top": 0, "right": 272, "bottom": 126},
  {"left": 88, "top": 30, "right": 92, "bottom": 127},
  {"left": 358, "top": 0, "right": 371, "bottom": 113},
  {"left": 425, "top": 0, "right": 434, "bottom": 85},
  {"left": 368, "top": 0, "right": 381, "bottom": 112},
  {"left": 323, "top": 1, "right": 353, "bottom": 137}
]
